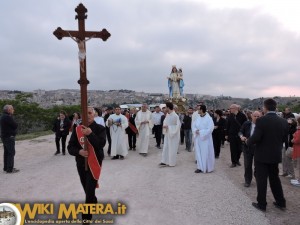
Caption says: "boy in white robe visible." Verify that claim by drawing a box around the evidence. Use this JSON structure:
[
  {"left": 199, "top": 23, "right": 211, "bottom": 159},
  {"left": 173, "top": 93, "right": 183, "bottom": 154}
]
[
  {"left": 159, "top": 102, "right": 181, "bottom": 167},
  {"left": 106, "top": 106, "right": 128, "bottom": 159},
  {"left": 192, "top": 105, "right": 215, "bottom": 173}
]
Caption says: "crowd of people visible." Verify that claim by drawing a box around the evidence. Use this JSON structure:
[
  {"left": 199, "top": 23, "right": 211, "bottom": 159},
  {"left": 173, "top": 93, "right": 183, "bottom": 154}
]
[{"left": 1, "top": 99, "right": 300, "bottom": 219}]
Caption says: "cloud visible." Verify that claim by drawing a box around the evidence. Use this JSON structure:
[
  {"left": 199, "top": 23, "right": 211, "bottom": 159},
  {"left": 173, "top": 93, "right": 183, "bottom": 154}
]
[{"left": 1, "top": 0, "right": 300, "bottom": 99}]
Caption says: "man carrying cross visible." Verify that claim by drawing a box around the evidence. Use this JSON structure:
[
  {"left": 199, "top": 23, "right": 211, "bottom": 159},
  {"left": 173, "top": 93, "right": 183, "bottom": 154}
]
[
  {"left": 54, "top": 3, "right": 110, "bottom": 224},
  {"left": 68, "top": 106, "right": 106, "bottom": 222}
]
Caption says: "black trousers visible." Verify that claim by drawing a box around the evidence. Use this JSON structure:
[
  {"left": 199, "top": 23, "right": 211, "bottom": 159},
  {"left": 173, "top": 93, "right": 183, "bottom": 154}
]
[
  {"left": 128, "top": 132, "right": 136, "bottom": 149},
  {"left": 2, "top": 137, "right": 15, "bottom": 172},
  {"left": 243, "top": 146, "right": 254, "bottom": 184},
  {"left": 254, "top": 161, "right": 286, "bottom": 208},
  {"left": 180, "top": 127, "right": 185, "bottom": 144},
  {"left": 77, "top": 165, "right": 98, "bottom": 220},
  {"left": 153, "top": 125, "right": 162, "bottom": 147},
  {"left": 213, "top": 133, "right": 222, "bottom": 157},
  {"left": 105, "top": 127, "right": 111, "bottom": 155},
  {"left": 55, "top": 135, "right": 67, "bottom": 153},
  {"left": 229, "top": 136, "right": 242, "bottom": 165}
]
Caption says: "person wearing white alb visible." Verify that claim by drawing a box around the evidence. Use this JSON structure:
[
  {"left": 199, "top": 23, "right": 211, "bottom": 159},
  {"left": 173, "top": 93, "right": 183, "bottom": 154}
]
[
  {"left": 135, "top": 103, "right": 153, "bottom": 156},
  {"left": 159, "top": 102, "right": 181, "bottom": 167},
  {"left": 192, "top": 105, "right": 215, "bottom": 173}
]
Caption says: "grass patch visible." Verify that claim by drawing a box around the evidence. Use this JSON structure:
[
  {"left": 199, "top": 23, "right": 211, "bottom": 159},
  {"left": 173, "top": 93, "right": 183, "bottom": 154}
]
[{"left": 16, "top": 130, "right": 53, "bottom": 141}]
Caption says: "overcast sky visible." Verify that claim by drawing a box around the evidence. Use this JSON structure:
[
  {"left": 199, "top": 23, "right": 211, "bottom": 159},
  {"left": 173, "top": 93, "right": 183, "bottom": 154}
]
[{"left": 1, "top": 0, "right": 300, "bottom": 99}]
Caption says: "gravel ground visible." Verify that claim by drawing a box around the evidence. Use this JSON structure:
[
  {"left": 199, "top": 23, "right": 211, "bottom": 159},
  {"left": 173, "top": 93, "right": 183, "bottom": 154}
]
[{"left": 0, "top": 134, "right": 299, "bottom": 225}]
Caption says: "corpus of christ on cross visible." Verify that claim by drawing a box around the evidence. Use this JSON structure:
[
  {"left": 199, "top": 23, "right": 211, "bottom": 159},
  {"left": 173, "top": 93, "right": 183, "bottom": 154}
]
[{"left": 53, "top": 3, "right": 110, "bottom": 169}]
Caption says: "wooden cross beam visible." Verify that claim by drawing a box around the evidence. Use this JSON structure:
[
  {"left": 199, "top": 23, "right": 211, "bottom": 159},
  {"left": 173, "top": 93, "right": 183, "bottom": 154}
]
[
  {"left": 53, "top": 3, "right": 110, "bottom": 170},
  {"left": 53, "top": 3, "right": 111, "bottom": 128}
]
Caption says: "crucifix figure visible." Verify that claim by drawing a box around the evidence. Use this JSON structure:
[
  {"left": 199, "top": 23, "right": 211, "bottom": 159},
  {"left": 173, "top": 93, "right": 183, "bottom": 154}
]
[
  {"left": 53, "top": 4, "right": 110, "bottom": 171},
  {"left": 67, "top": 31, "right": 96, "bottom": 72}
]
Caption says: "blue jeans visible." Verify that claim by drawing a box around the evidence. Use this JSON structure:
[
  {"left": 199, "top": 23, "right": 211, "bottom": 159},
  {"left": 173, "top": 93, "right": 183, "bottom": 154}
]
[{"left": 184, "top": 129, "right": 192, "bottom": 151}]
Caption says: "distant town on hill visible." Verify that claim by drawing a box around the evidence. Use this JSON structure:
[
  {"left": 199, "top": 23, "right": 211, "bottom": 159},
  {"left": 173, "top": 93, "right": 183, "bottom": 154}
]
[{"left": 0, "top": 89, "right": 299, "bottom": 112}]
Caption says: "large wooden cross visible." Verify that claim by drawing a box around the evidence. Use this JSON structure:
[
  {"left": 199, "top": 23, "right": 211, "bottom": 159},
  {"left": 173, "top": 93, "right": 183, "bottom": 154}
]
[
  {"left": 53, "top": 3, "right": 110, "bottom": 169},
  {"left": 53, "top": 3, "right": 110, "bottom": 127}
]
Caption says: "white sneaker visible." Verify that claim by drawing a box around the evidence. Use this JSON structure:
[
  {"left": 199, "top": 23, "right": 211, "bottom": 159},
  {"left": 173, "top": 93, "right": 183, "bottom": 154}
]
[
  {"left": 286, "top": 174, "right": 294, "bottom": 178},
  {"left": 291, "top": 179, "right": 299, "bottom": 184},
  {"left": 291, "top": 181, "right": 300, "bottom": 186}
]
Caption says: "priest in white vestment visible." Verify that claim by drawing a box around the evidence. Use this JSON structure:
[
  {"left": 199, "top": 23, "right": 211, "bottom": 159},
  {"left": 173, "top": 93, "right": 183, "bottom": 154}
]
[
  {"left": 192, "top": 105, "right": 215, "bottom": 173},
  {"left": 160, "top": 102, "right": 181, "bottom": 167},
  {"left": 106, "top": 106, "right": 128, "bottom": 160},
  {"left": 135, "top": 103, "right": 153, "bottom": 156}
]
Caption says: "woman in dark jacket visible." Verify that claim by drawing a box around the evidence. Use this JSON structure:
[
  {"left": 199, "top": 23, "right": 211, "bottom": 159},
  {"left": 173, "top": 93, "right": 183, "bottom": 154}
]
[{"left": 52, "top": 110, "right": 71, "bottom": 155}]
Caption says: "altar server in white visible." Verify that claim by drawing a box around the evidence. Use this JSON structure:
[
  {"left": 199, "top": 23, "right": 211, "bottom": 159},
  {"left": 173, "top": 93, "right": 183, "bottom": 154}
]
[
  {"left": 106, "top": 106, "right": 128, "bottom": 160},
  {"left": 135, "top": 103, "right": 153, "bottom": 156},
  {"left": 192, "top": 105, "right": 215, "bottom": 173},
  {"left": 159, "top": 102, "right": 181, "bottom": 167}
]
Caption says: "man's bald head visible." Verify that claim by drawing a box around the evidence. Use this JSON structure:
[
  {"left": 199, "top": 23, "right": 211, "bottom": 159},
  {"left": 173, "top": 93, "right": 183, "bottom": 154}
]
[{"left": 251, "top": 111, "right": 261, "bottom": 123}]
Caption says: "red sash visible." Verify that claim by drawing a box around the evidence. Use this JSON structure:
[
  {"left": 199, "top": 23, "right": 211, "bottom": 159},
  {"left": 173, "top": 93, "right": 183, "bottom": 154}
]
[
  {"left": 76, "top": 125, "right": 101, "bottom": 188},
  {"left": 126, "top": 114, "right": 138, "bottom": 134}
]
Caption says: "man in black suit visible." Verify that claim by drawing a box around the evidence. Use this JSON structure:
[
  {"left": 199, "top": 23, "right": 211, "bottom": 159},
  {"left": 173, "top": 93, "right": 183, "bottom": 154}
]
[
  {"left": 126, "top": 108, "right": 138, "bottom": 150},
  {"left": 225, "top": 104, "right": 247, "bottom": 167},
  {"left": 239, "top": 111, "right": 261, "bottom": 187},
  {"left": 68, "top": 106, "right": 106, "bottom": 222},
  {"left": 247, "top": 99, "right": 289, "bottom": 212}
]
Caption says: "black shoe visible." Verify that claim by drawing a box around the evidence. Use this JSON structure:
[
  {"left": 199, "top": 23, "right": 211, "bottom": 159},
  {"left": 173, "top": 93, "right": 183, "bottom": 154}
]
[
  {"left": 159, "top": 163, "right": 167, "bottom": 167},
  {"left": 215, "top": 155, "right": 219, "bottom": 159},
  {"left": 133, "top": 148, "right": 136, "bottom": 151},
  {"left": 62, "top": 152, "right": 66, "bottom": 155},
  {"left": 54, "top": 151, "right": 60, "bottom": 155},
  {"left": 195, "top": 169, "right": 203, "bottom": 173},
  {"left": 273, "top": 202, "right": 286, "bottom": 210},
  {"left": 6, "top": 168, "right": 20, "bottom": 174},
  {"left": 119, "top": 156, "right": 125, "bottom": 160},
  {"left": 237, "top": 162, "right": 241, "bottom": 166},
  {"left": 252, "top": 202, "right": 266, "bottom": 212},
  {"left": 111, "top": 156, "right": 119, "bottom": 160},
  {"left": 157, "top": 146, "right": 161, "bottom": 149},
  {"left": 230, "top": 164, "right": 237, "bottom": 168},
  {"left": 129, "top": 148, "right": 132, "bottom": 150},
  {"left": 244, "top": 183, "right": 250, "bottom": 187}
]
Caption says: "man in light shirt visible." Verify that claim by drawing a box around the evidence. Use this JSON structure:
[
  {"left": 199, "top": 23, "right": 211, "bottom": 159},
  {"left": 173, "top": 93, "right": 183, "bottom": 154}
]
[{"left": 152, "top": 106, "right": 164, "bottom": 149}]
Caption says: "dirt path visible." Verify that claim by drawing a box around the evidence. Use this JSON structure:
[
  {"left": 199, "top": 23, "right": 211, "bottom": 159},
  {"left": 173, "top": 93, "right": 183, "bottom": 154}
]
[{"left": 0, "top": 134, "right": 299, "bottom": 225}]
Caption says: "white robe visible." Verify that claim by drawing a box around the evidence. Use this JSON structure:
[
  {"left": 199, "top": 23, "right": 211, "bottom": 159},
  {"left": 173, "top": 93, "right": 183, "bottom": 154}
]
[
  {"left": 106, "top": 114, "right": 128, "bottom": 157},
  {"left": 192, "top": 113, "right": 215, "bottom": 173},
  {"left": 161, "top": 111, "right": 181, "bottom": 166},
  {"left": 191, "top": 111, "right": 200, "bottom": 153},
  {"left": 135, "top": 110, "right": 153, "bottom": 153}
]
